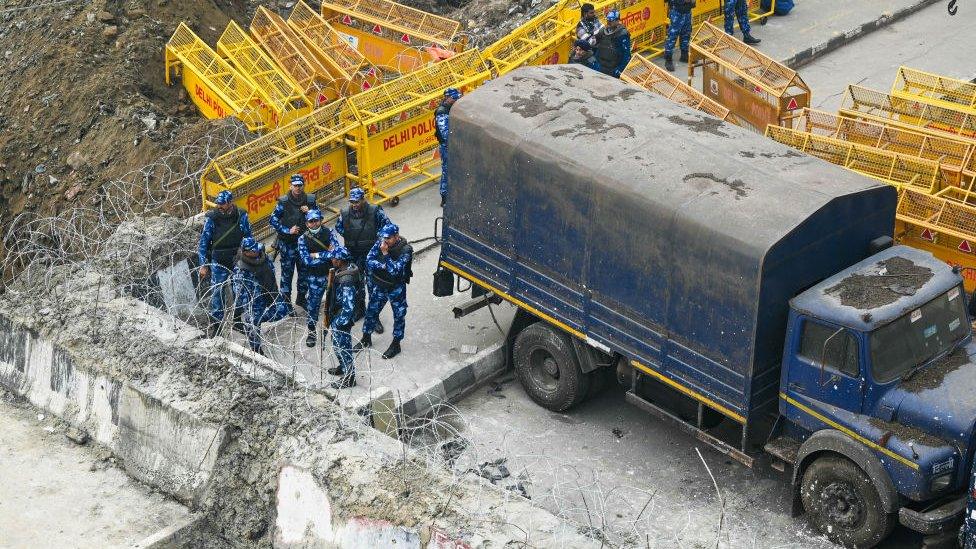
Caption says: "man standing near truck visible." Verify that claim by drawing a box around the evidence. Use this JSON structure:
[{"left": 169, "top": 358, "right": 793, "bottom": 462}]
[
  {"left": 269, "top": 174, "right": 319, "bottom": 309},
  {"left": 664, "top": 0, "right": 695, "bottom": 72},
  {"left": 594, "top": 10, "right": 631, "bottom": 78},
  {"left": 575, "top": 3, "right": 603, "bottom": 47},
  {"left": 355, "top": 223, "right": 412, "bottom": 359},
  {"left": 435, "top": 88, "right": 461, "bottom": 207},
  {"left": 198, "top": 190, "right": 253, "bottom": 338},
  {"left": 335, "top": 186, "right": 390, "bottom": 334}
]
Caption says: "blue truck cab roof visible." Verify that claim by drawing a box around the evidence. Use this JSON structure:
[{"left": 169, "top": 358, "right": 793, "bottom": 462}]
[{"left": 790, "top": 245, "right": 963, "bottom": 332}]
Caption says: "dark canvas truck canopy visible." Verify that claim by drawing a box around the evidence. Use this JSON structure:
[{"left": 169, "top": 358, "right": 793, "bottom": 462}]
[{"left": 441, "top": 65, "right": 897, "bottom": 421}]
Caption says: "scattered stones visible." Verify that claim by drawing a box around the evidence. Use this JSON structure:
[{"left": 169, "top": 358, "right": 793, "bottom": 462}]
[
  {"left": 65, "top": 426, "right": 89, "bottom": 445},
  {"left": 96, "top": 10, "right": 114, "bottom": 23},
  {"left": 66, "top": 150, "right": 87, "bottom": 170},
  {"left": 102, "top": 26, "right": 119, "bottom": 39}
]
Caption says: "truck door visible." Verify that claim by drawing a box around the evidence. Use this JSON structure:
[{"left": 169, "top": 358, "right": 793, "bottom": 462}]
[{"left": 787, "top": 316, "right": 864, "bottom": 414}]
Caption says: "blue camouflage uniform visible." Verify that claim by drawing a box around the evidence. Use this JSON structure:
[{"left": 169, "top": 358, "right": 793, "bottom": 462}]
[
  {"left": 232, "top": 240, "right": 292, "bottom": 352},
  {"left": 435, "top": 88, "right": 460, "bottom": 204},
  {"left": 328, "top": 259, "right": 358, "bottom": 375},
  {"left": 298, "top": 223, "right": 340, "bottom": 330},
  {"left": 724, "top": 0, "right": 751, "bottom": 36},
  {"left": 335, "top": 188, "right": 391, "bottom": 320},
  {"left": 269, "top": 177, "right": 319, "bottom": 304},
  {"left": 665, "top": 1, "right": 694, "bottom": 58},
  {"left": 363, "top": 224, "right": 413, "bottom": 341},
  {"left": 198, "top": 191, "right": 253, "bottom": 322}
]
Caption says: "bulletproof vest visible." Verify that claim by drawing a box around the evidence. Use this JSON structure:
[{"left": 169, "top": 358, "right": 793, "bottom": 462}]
[
  {"left": 303, "top": 230, "right": 332, "bottom": 277},
  {"left": 434, "top": 103, "right": 450, "bottom": 144},
  {"left": 206, "top": 207, "right": 244, "bottom": 268},
  {"left": 370, "top": 238, "right": 414, "bottom": 291},
  {"left": 340, "top": 205, "right": 379, "bottom": 257},
  {"left": 595, "top": 27, "right": 627, "bottom": 72},
  {"left": 327, "top": 263, "right": 360, "bottom": 319},
  {"left": 237, "top": 252, "right": 279, "bottom": 298},
  {"left": 276, "top": 193, "right": 314, "bottom": 243}
]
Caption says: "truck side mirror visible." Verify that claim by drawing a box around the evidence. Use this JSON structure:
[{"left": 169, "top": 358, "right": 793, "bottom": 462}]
[{"left": 819, "top": 328, "right": 845, "bottom": 387}]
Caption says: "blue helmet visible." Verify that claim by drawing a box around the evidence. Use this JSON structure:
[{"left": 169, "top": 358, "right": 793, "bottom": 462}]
[
  {"left": 349, "top": 187, "right": 366, "bottom": 202},
  {"left": 606, "top": 8, "right": 620, "bottom": 21},
  {"left": 332, "top": 246, "right": 352, "bottom": 261},
  {"left": 305, "top": 209, "right": 323, "bottom": 222},
  {"left": 215, "top": 190, "right": 233, "bottom": 205},
  {"left": 444, "top": 88, "right": 461, "bottom": 101},
  {"left": 240, "top": 237, "right": 260, "bottom": 252},
  {"left": 290, "top": 174, "right": 305, "bottom": 186},
  {"left": 378, "top": 222, "right": 399, "bottom": 238}
]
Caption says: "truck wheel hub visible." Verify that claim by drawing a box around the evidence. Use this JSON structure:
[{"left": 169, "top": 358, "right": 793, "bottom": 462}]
[
  {"left": 543, "top": 358, "right": 559, "bottom": 378},
  {"left": 821, "top": 482, "right": 863, "bottom": 528}
]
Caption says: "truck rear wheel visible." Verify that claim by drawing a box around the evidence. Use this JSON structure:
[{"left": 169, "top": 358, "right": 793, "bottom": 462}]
[
  {"left": 801, "top": 456, "right": 895, "bottom": 548},
  {"left": 513, "top": 322, "right": 590, "bottom": 412}
]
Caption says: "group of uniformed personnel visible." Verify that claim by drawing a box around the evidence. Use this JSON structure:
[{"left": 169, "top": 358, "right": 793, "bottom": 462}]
[{"left": 197, "top": 180, "right": 413, "bottom": 390}]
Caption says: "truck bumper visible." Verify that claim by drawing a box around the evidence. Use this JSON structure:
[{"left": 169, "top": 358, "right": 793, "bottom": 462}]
[{"left": 899, "top": 495, "right": 966, "bottom": 535}]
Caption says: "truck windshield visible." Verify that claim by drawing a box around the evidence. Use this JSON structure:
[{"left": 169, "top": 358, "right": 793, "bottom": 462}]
[{"left": 870, "top": 285, "right": 969, "bottom": 383}]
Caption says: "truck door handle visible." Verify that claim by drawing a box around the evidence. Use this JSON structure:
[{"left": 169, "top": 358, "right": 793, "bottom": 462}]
[{"left": 788, "top": 382, "right": 804, "bottom": 394}]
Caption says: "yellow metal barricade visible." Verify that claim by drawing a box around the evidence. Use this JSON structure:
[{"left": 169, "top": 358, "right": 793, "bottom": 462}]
[
  {"left": 622, "top": 54, "right": 735, "bottom": 122},
  {"left": 216, "top": 21, "right": 312, "bottom": 129},
  {"left": 200, "top": 100, "right": 358, "bottom": 237},
  {"left": 321, "top": 0, "right": 463, "bottom": 73},
  {"left": 483, "top": 1, "right": 575, "bottom": 76},
  {"left": 840, "top": 85, "right": 976, "bottom": 141},
  {"left": 766, "top": 125, "right": 947, "bottom": 193},
  {"left": 164, "top": 23, "right": 264, "bottom": 131},
  {"left": 896, "top": 187, "right": 976, "bottom": 291},
  {"left": 689, "top": 21, "right": 809, "bottom": 131},
  {"left": 892, "top": 66, "right": 976, "bottom": 115},
  {"left": 345, "top": 49, "right": 492, "bottom": 205},
  {"left": 251, "top": 6, "right": 339, "bottom": 105},
  {"left": 799, "top": 108, "right": 976, "bottom": 187},
  {"left": 287, "top": 1, "right": 383, "bottom": 95}
]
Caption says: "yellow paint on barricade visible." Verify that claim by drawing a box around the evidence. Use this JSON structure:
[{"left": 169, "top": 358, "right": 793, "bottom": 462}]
[
  {"left": 766, "top": 125, "right": 947, "bottom": 194},
  {"left": 200, "top": 101, "right": 358, "bottom": 237},
  {"left": 840, "top": 85, "right": 976, "bottom": 141},
  {"left": 251, "top": 6, "right": 339, "bottom": 106},
  {"left": 892, "top": 66, "right": 976, "bottom": 115},
  {"left": 216, "top": 21, "right": 312, "bottom": 129},
  {"left": 164, "top": 23, "right": 264, "bottom": 131},
  {"left": 689, "top": 21, "right": 809, "bottom": 131},
  {"left": 622, "top": 54, "right": 735, "bottom": 122},
  {"left": 896, "top": 187, "right": 976, "bottom": 292},
  {"left": 483, "top": 1, "right": 575, "bottom": 76},
  {"left": 287, "top": 1, "right": 383, "bottom": 95},
  {"left": 321, "top": 0, "right": 463, "bottom": 74},
  {"left": 345, "top": 49, "right": 492, "bottom": 205}
]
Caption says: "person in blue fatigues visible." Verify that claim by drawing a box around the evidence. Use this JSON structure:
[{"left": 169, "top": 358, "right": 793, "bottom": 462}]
[
  {"left": 435, "top": 88, "right": 461, "bottom": 207},
  {"left": 325, "top": 246, "right": 358, "bottom": 389},
  {"left": 355, "top": 223, "right": 412, "bottom": 360},
  {"left": 269, "top": 174, "right": 319, "bottom": 309},
  {"left": 664, "top": 0, "right": 694, "bottom": 72},
  {"left": 232, "top": 237, "right": 292, "bottom": 355},
  {"left": 298, "top": 209, "right": 340, "bottom": 348},
  {"left": 594, "top": 9, "right": 631, "bottom": 78},
  {"left": 198, "top": 190, "right": 253, "bottom": 337},
  {"left": 724, "top": 0, "right": 761, "bottom": 44},
  {"left": 570, "top": 39, "right": 601, "bottom": 72},
  {"left": 334, "top": 186, "right": 390, "bottom": 333}
]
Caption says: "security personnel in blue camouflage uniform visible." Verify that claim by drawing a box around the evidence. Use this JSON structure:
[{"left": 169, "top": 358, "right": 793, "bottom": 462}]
[
  {"left": 355, "top": 223, "right": 412, "bottom": 359},
  {"left": 298, "top": 209, "right": 340, "bottom": 348},
  {"left": 232, "top": 237, "right": 292, "bottom": 355},
  {"left": 435, "top": 88, "right": 461, "bottom": 207},
  {"left": 664, "top": 0, "right": 695, "bottom": 72},
  {"left": 198, "top": 190, "right": 253, "bottom": 337},
  {"left": 325, "top": 246, "right": 358, "bottom": 389},
  {"left": 335, "top": 186, "right": 390, "bottom": 333},
  {"left": 594, "top": 9, "right": 631, "bottom": 78},
  {"left": 723, "top": 0, "right": 761, "bottom": 44},
  {"left": 269, "top": 174, "right": 319, "bottom": 309}
]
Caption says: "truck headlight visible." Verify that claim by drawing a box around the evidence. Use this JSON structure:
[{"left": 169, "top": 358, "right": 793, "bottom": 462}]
[{"left": 931, "top": 473, "right": 953, "bottom": 492}]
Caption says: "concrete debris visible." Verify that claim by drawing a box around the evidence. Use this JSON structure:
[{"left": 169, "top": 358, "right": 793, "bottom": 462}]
[{"left": 65, "top": 426, "right": 89, "bottom": 445}]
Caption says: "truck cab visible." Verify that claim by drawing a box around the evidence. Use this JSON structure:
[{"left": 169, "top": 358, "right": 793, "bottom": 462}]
[{"left": 779, "top": 246, "right": 974, "bottom": 547}]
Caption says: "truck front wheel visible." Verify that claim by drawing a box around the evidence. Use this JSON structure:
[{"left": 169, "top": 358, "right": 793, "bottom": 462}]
[
  {"left": 513, "top": 322, "right": 590, "bottom": 412},
  {"left": 801, "top": 455, "right": 895, "bottom": 548}
]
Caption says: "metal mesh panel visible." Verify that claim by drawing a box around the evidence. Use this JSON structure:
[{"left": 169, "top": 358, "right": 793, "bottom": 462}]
[
  {"left": 251, "top": 6, "right": 337, "bottom": 103},
  {"left": 898, "top": 187, "right": 976, "bottom": 243},
  {"left": 321, "top": 0, "right": 461, "bottom": 45},
  {"left": 892, "top": 66, "right": 976, "bottom": 112},
  {"left": 622, "top": 54, "right": 733, "bottom": 121},
  {"left": 288, "top": 1, "right": 379, "bottom": 83},
  {"left": 482, "top": 3, "right": 574, "bottom": 76},
  {"left": 841, "top": 85, "right": 976, "bottom": 139}
]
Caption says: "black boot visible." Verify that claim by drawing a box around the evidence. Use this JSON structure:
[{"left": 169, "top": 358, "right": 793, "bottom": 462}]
[
  {"left": 306, "top": 329, "right": 316, "bottom": 348},
  {"left": 664, "top": 55, "right": 675, "bottom": 72},
  {"left": 679, "top": 50, "right": 688, "bottom": 63},
  {"left": 743, "top": 33, "right": 761, "bottom": 45},
  {"left": 374, "top": 319, "right": 385, "bottom": 335},
  {"left": 353, "top": 333, "right": 372, "bottom": 351},
  {"left": 327, "top": 366, "right": 345, "bottom": 376},
  {"left": 382, "top": 339, "right": 401, "bottom": 360},
  {"left": 440, "top": 195, "right": 446, "bottom": 207},
  {"left": 330, "top": 374, "right": 356, "bottom": 389}
]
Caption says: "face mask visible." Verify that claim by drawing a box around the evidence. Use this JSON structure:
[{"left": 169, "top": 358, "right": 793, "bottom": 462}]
[{"left": 308, "top": 226, "right": 322, "bottom": 235}]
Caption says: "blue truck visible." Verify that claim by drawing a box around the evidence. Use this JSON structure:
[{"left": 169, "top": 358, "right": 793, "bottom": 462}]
[{"left": 435, "top": 66, "right": 975, "bottom": 547}]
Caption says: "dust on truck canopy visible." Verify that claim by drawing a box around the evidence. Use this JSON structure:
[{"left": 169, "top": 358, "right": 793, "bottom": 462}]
[{"left": 440, "top": 65, "right": 897, "bottom": 422}]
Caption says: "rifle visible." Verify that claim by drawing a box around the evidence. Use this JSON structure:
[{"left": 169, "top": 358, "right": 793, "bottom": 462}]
[{"left": 322, "top": 267, "right": 336, "bottom": 337}]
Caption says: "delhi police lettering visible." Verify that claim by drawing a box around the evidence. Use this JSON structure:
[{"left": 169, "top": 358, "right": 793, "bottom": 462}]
[{"left": 382, "top": 119, "right": 436, "bottom": 152}]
